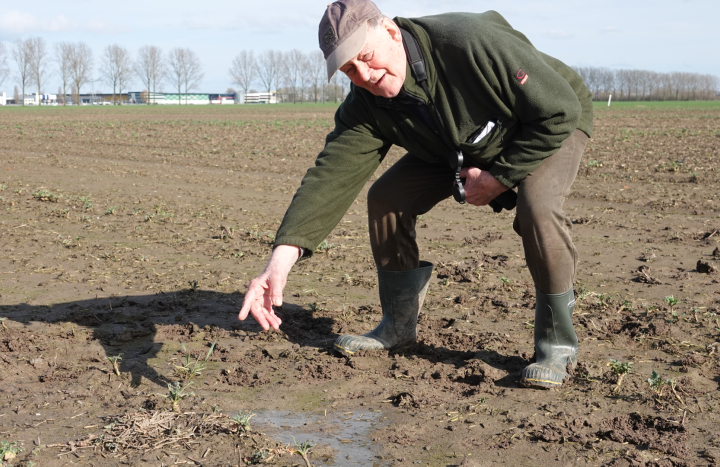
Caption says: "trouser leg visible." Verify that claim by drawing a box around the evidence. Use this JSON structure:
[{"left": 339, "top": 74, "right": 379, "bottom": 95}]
[
  {"left": 513, "top": 130, "right": 588, "bottom": 294},
  {"left": 368, "top": 154, "right": 454, "bottom": 271},
  {"left": 336, "top": 153, "right": 448, "bottom": 355}
]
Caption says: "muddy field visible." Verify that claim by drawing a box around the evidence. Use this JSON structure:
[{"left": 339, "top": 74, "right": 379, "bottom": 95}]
[{"left": 0, "top": 102, "right": 719, "bottom": 467}]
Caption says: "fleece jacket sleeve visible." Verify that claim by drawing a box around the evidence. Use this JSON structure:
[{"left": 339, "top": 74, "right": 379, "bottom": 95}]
[{"left": 273, "top": 89, "right": 391, "bottom": 256}]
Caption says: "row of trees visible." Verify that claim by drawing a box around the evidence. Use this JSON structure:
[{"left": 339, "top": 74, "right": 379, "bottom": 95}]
[
  {"left": 573, "top": 66, "right": 719, "bottom": 101},
  {"left": 229, "top": 49, "right": 350, "bottom": 104},
  {"left": 4, "top": 38, "right": 717, "bottom": 105},
  {"left": 0, "top": 38, "right": 204, "bottom": 105},
  {"left": 0, "top": 39, "right": 351, "bottom": 105}
]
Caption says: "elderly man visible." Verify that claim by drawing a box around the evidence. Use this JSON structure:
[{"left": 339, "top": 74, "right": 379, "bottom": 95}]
[{"left": 239, "top": 0, "right": 593, "bottom": 389}]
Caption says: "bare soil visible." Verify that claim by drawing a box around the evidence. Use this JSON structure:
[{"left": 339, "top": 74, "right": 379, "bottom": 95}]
[{"left": 1, "top": 103, "right": 719, "bottom": 466}]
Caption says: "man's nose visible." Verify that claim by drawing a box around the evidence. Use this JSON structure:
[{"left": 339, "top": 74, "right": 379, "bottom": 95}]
[{"left": 356, "top": 63, "right": 372, "bottom": 83}]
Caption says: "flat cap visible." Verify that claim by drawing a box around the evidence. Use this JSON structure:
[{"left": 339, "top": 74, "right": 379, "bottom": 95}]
[{"left": 318, "top": 0, "right": 382, "bottom": 82}]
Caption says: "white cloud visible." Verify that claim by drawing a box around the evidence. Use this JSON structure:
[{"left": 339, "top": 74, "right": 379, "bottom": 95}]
[
  {"left": 0, "top": 10, "right": 128, "bottom": 36},
  {"left": 0, "top": 10, "right": 76, "bottom": 34}
]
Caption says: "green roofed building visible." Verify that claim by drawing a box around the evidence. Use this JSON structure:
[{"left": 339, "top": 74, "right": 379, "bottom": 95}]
[{"left": 128, "top": 92, "right": 215, "bottom": 105}]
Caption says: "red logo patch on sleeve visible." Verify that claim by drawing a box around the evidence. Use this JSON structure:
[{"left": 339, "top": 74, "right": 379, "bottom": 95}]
[{"left": 516, "top": 69, "right": 528, "bottom": 85}]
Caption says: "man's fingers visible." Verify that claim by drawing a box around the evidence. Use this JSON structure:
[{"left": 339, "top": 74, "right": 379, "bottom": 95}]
[
  {"left": 268, "top": 279, "right": 285, "bottom": 307},
  {"left": 238, "top": 288, "right": 257, "bottom": 320},
  {"left": 238, "top": 280, "right": 268, "bottom": 320}
]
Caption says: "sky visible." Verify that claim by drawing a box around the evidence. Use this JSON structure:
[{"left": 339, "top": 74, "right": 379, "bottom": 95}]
[{"left": 0, "top": 0, "right": 718, "bottom": 94}]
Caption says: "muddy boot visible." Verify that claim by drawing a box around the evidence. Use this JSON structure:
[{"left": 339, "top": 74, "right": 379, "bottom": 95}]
[
  {"left": 520, "top": 287, "right": 578, "bottom": 389},
  {"left": 334, "top": 261, "right": 433, "bottom": 356}
]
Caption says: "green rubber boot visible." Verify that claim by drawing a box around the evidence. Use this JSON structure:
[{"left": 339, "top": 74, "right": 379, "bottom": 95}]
[
  {"left": 334, "top": 261, "right": 433, "bottom": 356},
  {"left": 520, "top": 288, "right": 578, "bottom": 389}
]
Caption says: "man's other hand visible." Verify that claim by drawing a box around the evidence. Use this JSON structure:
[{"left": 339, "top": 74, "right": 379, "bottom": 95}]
[
  {"left": 458, "top": 167, "right": 509, "bottom": 206},
  {"left": 238, "top": 244, "right": 302, "bottom": 331}
]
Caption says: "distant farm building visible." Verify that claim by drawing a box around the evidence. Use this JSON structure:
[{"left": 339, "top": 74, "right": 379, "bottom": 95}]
[
  {"left": 0, "top": 91, "right": 281, "bottom": 106},
  {"left": 244, "top": 92, "right": 277, "bottom": 104}
]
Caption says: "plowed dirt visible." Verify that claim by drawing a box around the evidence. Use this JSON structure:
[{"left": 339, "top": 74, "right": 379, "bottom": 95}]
[{"left": 1, "top": 103, "right": 719, "bottom": 466}]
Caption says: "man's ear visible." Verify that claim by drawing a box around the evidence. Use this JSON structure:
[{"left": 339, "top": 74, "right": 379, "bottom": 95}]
[{"left": 383, "top": 18, "right": 403, "bottom": 43}]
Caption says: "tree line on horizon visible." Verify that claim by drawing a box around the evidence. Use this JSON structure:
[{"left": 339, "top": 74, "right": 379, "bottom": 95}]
[
  {"left": 1, "top": 38, "right": 717, "bottom": 106},
  {"left": 0, "top": 39, "right": 351, "bottom": 106},
  {"left": 572, "top": 66, "right": 719, "bottom": 101}
]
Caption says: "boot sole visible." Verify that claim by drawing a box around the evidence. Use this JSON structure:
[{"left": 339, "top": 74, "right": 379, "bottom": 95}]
[
  {"left": 519, "top": 377, "right": 563, "bottom": 389},
  {"left": 333, "top": 341, "right": 415, "bottom": 358}
]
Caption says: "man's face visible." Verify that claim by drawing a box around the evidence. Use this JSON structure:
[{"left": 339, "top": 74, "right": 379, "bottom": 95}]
[{"left": 339, "top": 19, "right": 407, "bottom": 98}]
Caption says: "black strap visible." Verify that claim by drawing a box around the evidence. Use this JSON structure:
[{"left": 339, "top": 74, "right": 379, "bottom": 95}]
[{"left": 398, "top": 26, "right": 516, "bottom": 212}]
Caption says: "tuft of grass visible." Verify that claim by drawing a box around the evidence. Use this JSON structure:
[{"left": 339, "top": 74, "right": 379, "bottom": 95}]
[
  {"left": 173, "top": 339, "right": 216, "bottom": 383},
  {"left": 163, "top": 381, "right": 194, "bottom": 413}
]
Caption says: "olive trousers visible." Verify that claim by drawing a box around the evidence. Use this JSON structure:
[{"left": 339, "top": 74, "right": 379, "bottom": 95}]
[{"left": 368, "top": 129, "right": 589, "bottom": 295}]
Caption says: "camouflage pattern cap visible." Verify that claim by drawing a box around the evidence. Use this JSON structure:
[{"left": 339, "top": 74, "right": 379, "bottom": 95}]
[{"left": 318, "top": 0, "right": 382, "bottom": 82}]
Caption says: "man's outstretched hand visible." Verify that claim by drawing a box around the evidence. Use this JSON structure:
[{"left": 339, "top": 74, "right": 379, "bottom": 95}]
[
  {"left": 238, "top": 244, "right": 302, "bottom": 331},
  {"left": 458, "top": 167, "right": 509, "bottom": 206}
]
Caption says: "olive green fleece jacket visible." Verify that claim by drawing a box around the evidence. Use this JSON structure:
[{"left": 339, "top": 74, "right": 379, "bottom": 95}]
[{"left": 274, "top": 10, "right": 593, "bottom": 256}]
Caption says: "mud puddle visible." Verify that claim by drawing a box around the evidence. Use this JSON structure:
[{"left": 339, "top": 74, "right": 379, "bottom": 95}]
[{"left": 252, "top": 409, "right": 384, "bottom": 466}]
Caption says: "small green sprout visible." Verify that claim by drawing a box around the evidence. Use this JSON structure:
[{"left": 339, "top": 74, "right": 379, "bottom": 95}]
[
  {"left": 78, "top": 195, "right": 93, "bottom": 210},
  {"left": 664, "top": 295, "right": 678, "bottom": 312},
  {"left": 106, "top": 354, "right": 123, "bottom": 377},
  {"left": 608, "top": 359, "right": 633, "bottom": 392},
  {"left": 648, "top": 370, "right": 666, "bottom": 395},
  {"left": 231, "top": 411, "right": 256, "bottom": 432},
  {"left": 163, "top": 381, "right": 194, "bottom": 413},
  {"left": 32, "top": 189, "right": 59, "bottom": 202},
  {"left": 647, "top": 370, "right": 684, "bottom": 404},
  {"left": 291, "top": 437, "right": 314, "bottom": 467},
  {"left": 0, "top": 440, "right": 24, "bottom": 463},
  {"left": 173, "top": 340, "right": 216, "bottom": 383},
  {"left": 315, "top": 240, "right": 334, "bottom": 252}
]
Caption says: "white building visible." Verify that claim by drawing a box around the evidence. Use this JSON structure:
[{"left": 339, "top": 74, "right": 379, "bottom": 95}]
[
  {"left": 244, "top": 91, "right": 277, "bottom": 104},
  {"left": 0, "top": 92, "right": 6, "bottom": 106}
]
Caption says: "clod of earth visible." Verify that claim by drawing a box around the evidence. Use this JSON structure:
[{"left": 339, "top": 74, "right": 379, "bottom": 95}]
[{"left": 697, "top": 259, "right": 717, "bottom": 274}]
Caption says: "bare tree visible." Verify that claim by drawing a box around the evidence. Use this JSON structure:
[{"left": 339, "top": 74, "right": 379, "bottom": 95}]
[
  {"left": 135, "top": 45, "right": 164, "bottom": 104},
  {"left": 12, "top": 39, "right": 33, "bottom": 106},
  {"left": 298, "top": 53, "right": 313, "bottom": 103},
  {"left": 308, "top": 50, "right": 325, "bottom": 103},
  {"left": 100, "top": 44, "right": 133, "bottom": 105},
  {"left": 229, "top": 50, "right": 256, "bottom": 103},
  {"left": 257, "top": 50, "right": 281, "bottom": 93},
  {"left": 55, "top": 42, "right": 73, "bottom": 105},
  {"left": 27, "top": 37, "right": 49, "bottom": 104},
  {"left": 68, "top": 42, "right": 93, "bottom": 105},
  {"left": 168, "top": 47, "right": 203, "bottom": 105},
  {"left": 0, "top": 42, "right": 10, "bottom": 88},
  {"left": 285, "top": 49, "right": 305, "bottom": 103}
]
